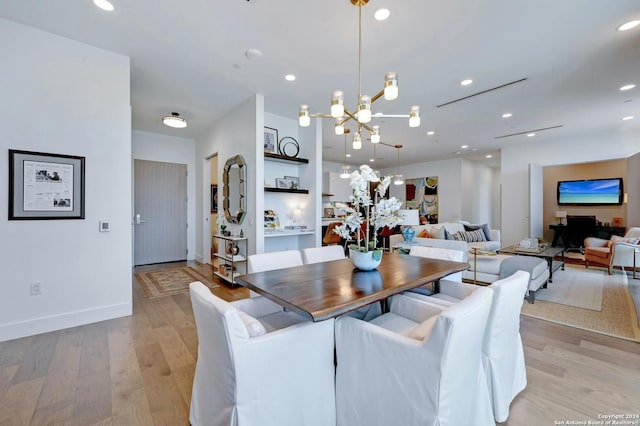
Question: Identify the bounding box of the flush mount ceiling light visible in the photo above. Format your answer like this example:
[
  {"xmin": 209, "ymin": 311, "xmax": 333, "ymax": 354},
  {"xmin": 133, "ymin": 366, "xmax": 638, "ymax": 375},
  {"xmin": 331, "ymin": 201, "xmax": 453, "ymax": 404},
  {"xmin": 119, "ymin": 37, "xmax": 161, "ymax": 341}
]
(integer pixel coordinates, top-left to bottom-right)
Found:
[
  {"xmin": 162, "ymin": 112, "xmax": 188, "ymax": 129},
  {"xmin": 617, "ymin": 20, "xmax": 640, "ymax": 31},
  {"xmin": 285, "ymin": 74, "xmax": 296, "ymax": 81},
  {"xmin": 93, "ymin": 0, "xmax": 114, "ymax": 11},
  {"xmin": 620, "ymin": 84, "xmax": 636, "ymax": 91},
  {"xmin": 298, "ymin": 0, "xmax": 420, "ymax": 150}
]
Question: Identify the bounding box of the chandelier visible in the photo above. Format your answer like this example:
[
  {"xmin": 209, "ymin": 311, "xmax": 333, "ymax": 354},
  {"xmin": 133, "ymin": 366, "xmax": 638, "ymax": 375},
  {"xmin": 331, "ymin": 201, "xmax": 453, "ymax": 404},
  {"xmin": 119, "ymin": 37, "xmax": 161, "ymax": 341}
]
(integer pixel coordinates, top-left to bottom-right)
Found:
[{"xmin": 298, "ymin": 0, "xmax": 420, "ymax": 150}]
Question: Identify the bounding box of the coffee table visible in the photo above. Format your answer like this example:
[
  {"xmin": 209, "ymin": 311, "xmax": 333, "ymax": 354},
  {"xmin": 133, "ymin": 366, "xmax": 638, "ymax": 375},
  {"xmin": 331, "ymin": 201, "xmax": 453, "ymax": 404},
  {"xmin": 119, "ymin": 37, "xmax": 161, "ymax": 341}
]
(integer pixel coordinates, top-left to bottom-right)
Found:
[{"xmin": 497, "ymin": 244, "xmax": 565, "ymax": 283}]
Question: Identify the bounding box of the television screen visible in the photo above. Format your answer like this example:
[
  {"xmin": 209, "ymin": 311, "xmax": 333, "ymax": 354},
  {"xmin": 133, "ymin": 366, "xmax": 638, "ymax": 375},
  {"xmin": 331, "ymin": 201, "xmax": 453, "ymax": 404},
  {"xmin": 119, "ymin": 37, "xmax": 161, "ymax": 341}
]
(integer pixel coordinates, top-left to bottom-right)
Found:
[{"xmin": 557, "ymin": 178, "xmax": 623, "ymax": 206}]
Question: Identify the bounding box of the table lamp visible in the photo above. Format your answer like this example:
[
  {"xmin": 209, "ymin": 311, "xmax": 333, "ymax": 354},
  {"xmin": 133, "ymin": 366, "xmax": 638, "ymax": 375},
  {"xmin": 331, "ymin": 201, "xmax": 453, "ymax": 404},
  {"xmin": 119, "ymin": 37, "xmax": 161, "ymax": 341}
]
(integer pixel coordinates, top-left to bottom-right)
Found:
[
  {"xmin": 398, "ymin": 209, "xmax": 420, "ymax": 243},
  {"xmin": 555, "ymin": 211, "xmax": 567, "ymax": 225}
]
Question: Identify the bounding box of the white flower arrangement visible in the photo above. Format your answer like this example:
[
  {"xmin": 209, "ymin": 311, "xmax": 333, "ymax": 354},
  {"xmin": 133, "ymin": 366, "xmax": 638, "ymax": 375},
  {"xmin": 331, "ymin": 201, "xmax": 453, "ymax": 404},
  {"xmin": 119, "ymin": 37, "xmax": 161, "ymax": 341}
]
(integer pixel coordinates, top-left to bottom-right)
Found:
[{"xmin": 334, "ymin": 165, "xmax": 403, "ymax": 252}]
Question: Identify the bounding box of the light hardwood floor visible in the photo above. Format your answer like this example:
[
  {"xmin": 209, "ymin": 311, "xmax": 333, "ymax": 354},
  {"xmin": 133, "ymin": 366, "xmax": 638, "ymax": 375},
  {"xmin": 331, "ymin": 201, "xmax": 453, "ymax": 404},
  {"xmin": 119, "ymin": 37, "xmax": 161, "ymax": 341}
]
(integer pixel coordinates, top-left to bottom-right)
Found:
[{"xmin": 1, "ymin": 260, "xmax": 638, "ymax": 425}]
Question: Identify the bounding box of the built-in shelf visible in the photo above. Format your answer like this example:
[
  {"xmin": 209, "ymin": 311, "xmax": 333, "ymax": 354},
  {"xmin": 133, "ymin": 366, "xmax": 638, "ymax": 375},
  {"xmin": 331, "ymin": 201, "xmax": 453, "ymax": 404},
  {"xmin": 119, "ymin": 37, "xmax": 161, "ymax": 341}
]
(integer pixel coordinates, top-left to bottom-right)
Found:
[
  {"xmin": 264, "ymin": 230, "xmax": 315, "ymax": 238},
  {"xmin": 264, "ymin": 153, "xmax": 309, "ymax": 164},
  {"xmin": 265, "ymin": 187, "xmax": 309, "ymax": 194}
]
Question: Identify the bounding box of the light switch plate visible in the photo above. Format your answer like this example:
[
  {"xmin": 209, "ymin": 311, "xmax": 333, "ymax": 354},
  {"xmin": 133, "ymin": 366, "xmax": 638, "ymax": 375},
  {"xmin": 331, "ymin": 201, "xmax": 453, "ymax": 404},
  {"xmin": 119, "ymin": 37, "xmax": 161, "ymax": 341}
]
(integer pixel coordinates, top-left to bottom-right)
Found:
[{"xmin": 99, "ymin": 220, "xmax": 110, "ymax": 232}]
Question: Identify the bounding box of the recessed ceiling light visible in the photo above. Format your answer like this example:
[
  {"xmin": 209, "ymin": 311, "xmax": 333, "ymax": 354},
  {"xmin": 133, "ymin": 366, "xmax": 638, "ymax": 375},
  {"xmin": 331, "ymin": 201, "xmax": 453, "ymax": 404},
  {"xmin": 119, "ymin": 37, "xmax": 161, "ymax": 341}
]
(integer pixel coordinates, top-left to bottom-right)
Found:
[
  {"xmin": 527, "ymin": 133, "xmax": 536, "ymax": 137},
  {"xmin": 461, "ymin": 145, "xmax": 469, "ymax": 149},
  {"xmin": 622, "ymin": 116, "xmax": 634, "ymax": 120},
  {"xmin": 284, "ymin": 74, "xmax": 296, "ymax": 81},
  {"xmin": 162, "ymin": 112, "xmax": 187, "ymax": 129},
  {"xmin": 617, "ymin": 20, "xmax": 640, "ymax": 31},
  {"xmin": 455, "ymin": 151, "xmax": 461, "ymax": 155},
  {"xmin": 427, "ymin": 131, "xmax": 435, "ymax": 136},
  {"xmin": 93, "ymin": 0, "xmax": 114, "ymax": 11},
  {"xmin": 374, "ymin": 8, "xmax": 390, "ymax": 21},
  {"xmin": 460, "ymin": 79, "xmax": 473, "ymax": 86},
  {"xmin": 369, "ymin": 158, "xmax": 375, "ymax": 162},
  {"xmin": 620, "ymin": 84, "xmax": 636, "ymax": 91},
  {"xmin": 502, "ymin": 113, "xmax": 513, "ymax": 118},
  {"xmin": 346, "ymin": 154, "xmax": 351, "ymax": 158},
  {"xmin": 486, "ymin": 154, "xmax": 493, "ymax": 158}
]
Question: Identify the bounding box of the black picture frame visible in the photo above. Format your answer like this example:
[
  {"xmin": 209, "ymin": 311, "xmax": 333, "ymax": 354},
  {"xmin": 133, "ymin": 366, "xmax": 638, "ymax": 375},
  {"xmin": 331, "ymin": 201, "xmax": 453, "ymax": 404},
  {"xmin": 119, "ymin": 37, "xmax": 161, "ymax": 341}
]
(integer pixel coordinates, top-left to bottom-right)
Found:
[
  {"xmin": 211, "ymin": 184, "xmax": 218, "ymax": 213},
  {"xmin": 9, "ymin": 150, "xmax": 85, "ymax": 220},
  {"xmin": 264, "ymin": 127, "xmax": 278, "ymax": 154}
]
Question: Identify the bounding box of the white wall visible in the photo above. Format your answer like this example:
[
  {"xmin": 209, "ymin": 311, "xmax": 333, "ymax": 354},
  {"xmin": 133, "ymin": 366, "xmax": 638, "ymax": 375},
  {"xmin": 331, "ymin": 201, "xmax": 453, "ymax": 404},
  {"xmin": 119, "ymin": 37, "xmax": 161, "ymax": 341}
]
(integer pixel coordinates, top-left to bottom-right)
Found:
[
  {"xmin": 132, "ymin": 130, "xmax": 196, "ymax": 260},
  {"xmin": 385, "ymin": 158, "xmax": 465, "ymax": 222},
  {"xmin": 0, "ymin": 19, "xmax": 132, "ymax": 341},
  {"xmin": 461, "ymin": 159, "xmax": 496, "ymax": 227},
  {"xmin": 501, "ymin": 129, "xmax": 640, "ymax": 246},
  {"xmin": 196, "ymin": 96, "xmax": 261, "ymax": 259}
]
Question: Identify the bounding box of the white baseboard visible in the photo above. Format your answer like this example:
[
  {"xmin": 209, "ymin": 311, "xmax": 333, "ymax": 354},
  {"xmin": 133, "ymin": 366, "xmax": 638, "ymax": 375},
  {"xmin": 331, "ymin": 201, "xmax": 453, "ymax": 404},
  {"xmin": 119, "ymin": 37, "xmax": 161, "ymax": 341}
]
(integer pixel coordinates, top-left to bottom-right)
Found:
[{"xmin": 0, "ymin": 302, "xmax": 132, "ymax": 342}]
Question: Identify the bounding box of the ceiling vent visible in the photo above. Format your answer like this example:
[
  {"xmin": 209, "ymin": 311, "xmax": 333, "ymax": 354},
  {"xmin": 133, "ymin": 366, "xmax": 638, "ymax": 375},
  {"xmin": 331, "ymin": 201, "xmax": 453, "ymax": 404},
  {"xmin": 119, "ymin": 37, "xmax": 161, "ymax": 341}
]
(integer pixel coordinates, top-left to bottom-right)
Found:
[
  {"xmin": 436, "ymin": 78, "xmax": 528, "ymax": 108},
  {"xmin": 494, "ymin": 125, "xmax": 563, "ymax": 139}
]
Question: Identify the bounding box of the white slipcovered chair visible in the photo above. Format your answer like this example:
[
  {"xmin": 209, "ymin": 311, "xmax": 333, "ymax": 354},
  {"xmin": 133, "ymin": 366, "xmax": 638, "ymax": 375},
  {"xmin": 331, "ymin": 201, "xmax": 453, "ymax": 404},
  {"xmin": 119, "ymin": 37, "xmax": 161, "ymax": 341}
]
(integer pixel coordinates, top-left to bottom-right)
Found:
[
  {"xmin": 405, "ymin": 271, "xmax": 530, "ymax": 422},
  {"xmin": 408, "ymin": 245, "xmax": 465, "ymax": 296},
  {"xmin": 189, "ymin": 281, "xmax": 336, "ymax": 426},
  {"xmin": 302, "ymin": 245, "xmax": 346, "ymax": 264},
  {"xmin": 335, "ymin": 288, "xmax": 495, "ymax": 426},
  {"xmin": 247, "ymin": 249, "xmax": 303, "ymax": 273},
  {"xmin": 246, "ymin": 250, "xmax": 303, "ymax": 297}
]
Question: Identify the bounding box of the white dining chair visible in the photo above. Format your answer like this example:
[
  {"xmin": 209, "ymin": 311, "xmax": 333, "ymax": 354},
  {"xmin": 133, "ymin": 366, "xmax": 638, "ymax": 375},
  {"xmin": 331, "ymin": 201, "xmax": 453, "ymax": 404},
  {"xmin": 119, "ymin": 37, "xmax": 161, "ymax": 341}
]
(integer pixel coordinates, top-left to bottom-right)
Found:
[
  {"xmin": 302, "ymin": 245, "xmax": 346, "ymax": 264},
  {"xmin": 405, "ymin": 270, "xmax": 530, "ymax": 422},
  {"xmin": 247, "ymin": 250, "xmax": 303, "ymax": 273},
  {"xmin": 335, "ymin": 288, "xmax": 495, "ymax": 426},
  {"xmin": 189, "ymin": 281, "xmax": 336, "ymax": 426},
  {"xmin": 408, "ymin": 245, "xmax": 465, "ymax": 296},
  {"xmin": 246, "ymin": 250, "xmax": 304, "ymax": 297}
]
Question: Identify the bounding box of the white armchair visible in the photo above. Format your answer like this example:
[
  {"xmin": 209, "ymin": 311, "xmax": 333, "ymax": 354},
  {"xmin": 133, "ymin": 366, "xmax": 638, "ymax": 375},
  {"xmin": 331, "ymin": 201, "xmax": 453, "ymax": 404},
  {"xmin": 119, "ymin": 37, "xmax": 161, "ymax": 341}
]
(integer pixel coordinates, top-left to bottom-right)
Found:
[
  {"xmin": 611, "ymin": 227, "xmax": 640, "ymax": 277},
  {"xmin": 189, "ymin": 282, "xmax": 336, "ymax": 426},
  {"xmin": 405, "ymin": 271, "xmax": 530, "ymax": 422},
  {"xmin": 335, "ymin": 288, "xmax": 494, "ymax": 426}
]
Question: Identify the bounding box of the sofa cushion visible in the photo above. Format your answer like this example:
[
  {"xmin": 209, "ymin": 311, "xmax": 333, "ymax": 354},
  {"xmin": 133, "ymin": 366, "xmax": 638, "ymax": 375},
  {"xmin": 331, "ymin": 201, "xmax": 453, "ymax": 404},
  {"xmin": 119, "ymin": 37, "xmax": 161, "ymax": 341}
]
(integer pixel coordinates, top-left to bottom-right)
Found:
[
  {"xmin": 464, "ymin": 223, "xmax": 492, "ymax": 241},
  {"xmin": 430, "ymin": 226, "xmax": 446, "ymax": 239},
  {"xmin": 452, "ymin": 229, "xmax": 487, "ymax": 243},
  {"xmin": 469, "ymin": 241, "xmax": 501, "ymax": 251},
  {"xmin": 417, "ymin": 229, "xmax": 429, "ymax": 238},
  {"xmin": 611, "ymin": 235, "xmax": 640, "ymax": 245}
]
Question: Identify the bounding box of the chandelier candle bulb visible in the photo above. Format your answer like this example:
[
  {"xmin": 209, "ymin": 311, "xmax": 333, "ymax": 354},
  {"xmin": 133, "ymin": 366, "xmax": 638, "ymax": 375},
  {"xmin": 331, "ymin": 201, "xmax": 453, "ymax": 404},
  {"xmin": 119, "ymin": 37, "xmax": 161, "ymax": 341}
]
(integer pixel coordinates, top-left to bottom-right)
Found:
[
  {"xmin": 331, "ymin": 91, "xmax": 345, "ymax": 118},
  {"xmin": 357, "ymin": 95, "xmax": 372, "ymax": 123},
  {"xmin": 299, "ymin": 105, "xmax": 311, "ymax": 127},
  {"xmin": 353, "ymin": 133, "xmax": 362, "ymax": 150},
  {"xmin": 335, "ymin": 119, "xmax": 345, "ymax": 135},
  {"xmin": 409, "ymin": 105, "xmax": 421, "ymax": 127},
  {"xmin": 371, "ymin": 125, "xmax": 380, "ymax": 143},
  {"xmin": 384, "ymin": 72, "xmax": 398, "ymax": 100}
]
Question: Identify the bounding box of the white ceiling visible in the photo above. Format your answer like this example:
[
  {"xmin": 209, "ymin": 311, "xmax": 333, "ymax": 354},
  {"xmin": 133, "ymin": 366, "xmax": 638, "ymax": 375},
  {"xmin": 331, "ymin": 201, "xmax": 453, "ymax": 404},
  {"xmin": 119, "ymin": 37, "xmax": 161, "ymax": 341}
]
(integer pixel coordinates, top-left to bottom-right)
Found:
[{"xmin": 2, "ymin": 0, "xmax": 638, "ymax": 169}]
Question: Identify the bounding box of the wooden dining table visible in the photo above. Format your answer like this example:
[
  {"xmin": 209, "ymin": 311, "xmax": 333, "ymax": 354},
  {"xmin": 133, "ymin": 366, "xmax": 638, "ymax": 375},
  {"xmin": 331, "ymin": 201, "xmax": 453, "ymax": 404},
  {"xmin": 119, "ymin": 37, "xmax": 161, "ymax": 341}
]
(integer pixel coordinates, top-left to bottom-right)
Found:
[{"xmin": 234, "ymin": 252, "xmax": 469, "ymax": 322}]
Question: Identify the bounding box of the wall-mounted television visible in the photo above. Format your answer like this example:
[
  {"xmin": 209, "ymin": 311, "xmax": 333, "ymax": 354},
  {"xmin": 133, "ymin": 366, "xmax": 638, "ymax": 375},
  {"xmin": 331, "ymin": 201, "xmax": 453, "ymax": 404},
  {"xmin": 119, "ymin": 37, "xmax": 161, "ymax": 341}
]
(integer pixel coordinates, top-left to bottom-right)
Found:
[{"xmin": 557, "ymin": 178, "xmax": 623, "ymax": 206}]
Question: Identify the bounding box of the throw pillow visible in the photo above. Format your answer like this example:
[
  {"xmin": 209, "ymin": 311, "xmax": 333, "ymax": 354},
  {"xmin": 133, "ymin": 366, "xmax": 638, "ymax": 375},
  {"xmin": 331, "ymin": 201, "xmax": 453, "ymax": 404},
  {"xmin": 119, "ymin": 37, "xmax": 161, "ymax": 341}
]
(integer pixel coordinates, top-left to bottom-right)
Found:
[
  {"xmin": 611, "ymin": 235, "xmax": 640, "ymax": 245},
  {"xmin": 237, "ymin": 310, "xmax": 267, "ymax": 337},
  {"xmin": 417, "ymin": 229, "xmax": 429, "ymax": 238},
  {"xmin": 464, "ymin": 223, "xmax": 492, "ymax": 241},
  {"xmin": 452, "ymin": 229, "xmax": 487, "ymax": 243},
  {"xmin": 430, "ymin": 226, "xmax": 446, "ymax": 239}
]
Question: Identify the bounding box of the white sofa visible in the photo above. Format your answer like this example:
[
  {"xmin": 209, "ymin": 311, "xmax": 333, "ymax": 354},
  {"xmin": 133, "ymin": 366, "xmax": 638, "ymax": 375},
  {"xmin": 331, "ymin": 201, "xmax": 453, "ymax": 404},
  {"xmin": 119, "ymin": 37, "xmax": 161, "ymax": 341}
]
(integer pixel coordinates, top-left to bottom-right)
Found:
[{"xmin": 390, "ymin": 222, "xmax": 501, "ymax": 261}]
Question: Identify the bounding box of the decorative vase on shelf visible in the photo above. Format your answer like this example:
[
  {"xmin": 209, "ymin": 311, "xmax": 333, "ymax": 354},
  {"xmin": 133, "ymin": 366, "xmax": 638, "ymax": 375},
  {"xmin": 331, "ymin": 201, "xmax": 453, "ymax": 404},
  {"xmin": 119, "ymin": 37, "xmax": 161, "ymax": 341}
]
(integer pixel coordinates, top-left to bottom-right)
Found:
[{"xmin": 349, "ymin": 248, "xmax": 383, "ymax": 271}]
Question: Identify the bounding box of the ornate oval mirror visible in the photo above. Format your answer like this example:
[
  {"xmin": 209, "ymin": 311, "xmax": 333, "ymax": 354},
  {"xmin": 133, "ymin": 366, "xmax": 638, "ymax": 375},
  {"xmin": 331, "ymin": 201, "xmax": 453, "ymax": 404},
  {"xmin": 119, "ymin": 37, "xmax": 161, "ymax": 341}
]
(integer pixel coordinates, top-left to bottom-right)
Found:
[{"xmin": 222, "ymin": 155, "xmax": 247, "ymax": 224}]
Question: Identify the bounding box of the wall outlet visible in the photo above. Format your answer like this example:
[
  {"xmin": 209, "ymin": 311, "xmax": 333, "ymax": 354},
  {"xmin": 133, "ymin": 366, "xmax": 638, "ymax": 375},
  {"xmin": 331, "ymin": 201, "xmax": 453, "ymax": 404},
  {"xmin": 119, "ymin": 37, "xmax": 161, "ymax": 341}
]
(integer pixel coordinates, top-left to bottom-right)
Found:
[{"xmin": 30, "ymin": 282, "xmax": 42, "ymax": 296}]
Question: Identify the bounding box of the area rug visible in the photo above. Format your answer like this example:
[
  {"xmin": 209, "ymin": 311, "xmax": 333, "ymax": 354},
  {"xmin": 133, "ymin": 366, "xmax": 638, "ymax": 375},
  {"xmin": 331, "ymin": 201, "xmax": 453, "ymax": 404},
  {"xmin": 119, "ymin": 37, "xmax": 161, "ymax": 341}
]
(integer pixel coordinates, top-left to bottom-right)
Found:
[
  {"xmin": 535, "ymin": 265, "xmax": 603, "ymax": 310},
  {"xmin": 135, "ymin": 266, "xmax": 219, "ymax": 298},
  {"xmin": 521, "ymin": 265, "xmax": 640, "ymax": 342}
]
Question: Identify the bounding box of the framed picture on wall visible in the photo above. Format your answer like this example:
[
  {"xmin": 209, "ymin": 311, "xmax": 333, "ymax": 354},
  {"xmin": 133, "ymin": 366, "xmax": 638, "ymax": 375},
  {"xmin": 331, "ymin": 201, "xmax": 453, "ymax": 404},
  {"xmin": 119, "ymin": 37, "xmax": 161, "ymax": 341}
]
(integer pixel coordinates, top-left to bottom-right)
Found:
[
  {"xmin": 264, "ymin": 127, "xmax": 278, "ymax": 154},
  {"xmin": 211, "ymin": 184, "xmax": 218, "ymax": 213},
  {"xmin": 8, "ymin": 149, "xmax": 85, "ymax": 220}
]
